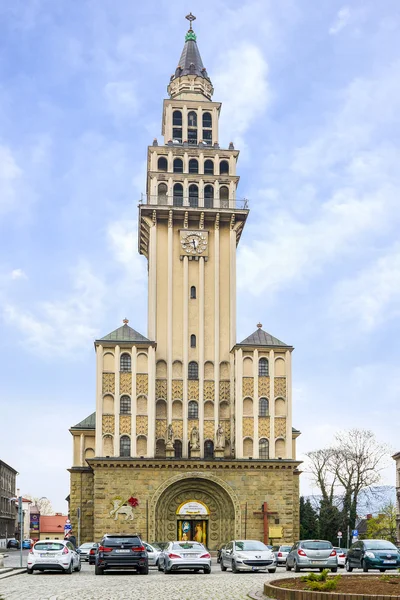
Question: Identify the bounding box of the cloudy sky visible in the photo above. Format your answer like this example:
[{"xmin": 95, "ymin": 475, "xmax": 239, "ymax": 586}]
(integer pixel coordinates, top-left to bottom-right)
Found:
[{"xmin": 1, "ymin": 0, "xmax": 399, "ymax": 513}]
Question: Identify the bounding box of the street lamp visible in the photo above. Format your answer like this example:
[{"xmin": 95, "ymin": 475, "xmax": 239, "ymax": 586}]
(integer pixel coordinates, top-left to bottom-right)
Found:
[{"xmin": 9, "ymin": 496, "xmax": 23, "ymax": 568}]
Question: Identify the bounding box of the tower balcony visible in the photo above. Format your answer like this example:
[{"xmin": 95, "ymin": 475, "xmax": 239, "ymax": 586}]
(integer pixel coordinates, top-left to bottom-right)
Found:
[{"xmin": 139, "ymin": 193, "xmax": 249, "ymax": 211}]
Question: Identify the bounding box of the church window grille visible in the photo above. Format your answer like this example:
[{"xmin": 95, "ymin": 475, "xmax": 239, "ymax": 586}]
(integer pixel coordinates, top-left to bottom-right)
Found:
[
  {"xmin": 189, "ymin": 184, "xmax": 198, "ymax": 208},
  {"xmin": 259, "ymin": 438, "xmax": 269, "ymax": 459},
  {"xmin": 120, "ymin": 395, "xmax": 131, "ymax": 414},
  {"xmin": 188, "ymin": 400, "xmax": 198, "ymax": 419},
  {"xmin": 259, "ymin": 358, "xmax": 269, "ymax": 377},
  {"xmin": 188, "ymin": 361, "xmax": 198, "ymax": 379},
  {"xmin": 173, "ymin": 158, "xmax": 183, "ymax": 173},
  {"xmin": 219, "ymin": 185, "xmax": 229, "ymax": 208},
  {"xmin": 259, "ymin": 397, "xmax": 269, "ymax": 417},
  {"xmin": 204, "ymin": 185, "xmax": 214, "ymax": 208},
  {"xmin": 204, "ymin": 159, "xmax": 214, "ymax": 175},
  {"xmin": 204, "ymin": 440, "xmax": 214, "ymax": 459},
  {"xmin": 120, "ymin": 353, "xmax": 131, "ymax": 372},
  {"xmin": 220, "ymin": 160, "xmax": 229, "ymax": 175},
  {"xmin": 202, "ymin": 112, "xmax": 212, "ymax": 128},
  {"xmin": 173, "ymin": 183, "xmax": 183, "ymax": 207},
  {"xmin": 174, "ymin": 440, "xmax": 182, "ymax": 458},
  {"xmin": 190, "ymin": 334, "xmax": 196, "ymax": 348},
  {"xmin": 120, "ymin": 435, "xmax": 131, "ymax": 457},
  {"xmin": 173, "ymin": 110, "xmax": 182, "ymax": 126},
  {"xmin": 189, "ymin": 158, "xmax": 199, "ymax": 174},
  {"xmin": 158, "ymin": 156, "xmax": 167, "ymax": 172},
  {"xmin": 190, "ymin": 286, "xmax": 196, "ymax": 299}
]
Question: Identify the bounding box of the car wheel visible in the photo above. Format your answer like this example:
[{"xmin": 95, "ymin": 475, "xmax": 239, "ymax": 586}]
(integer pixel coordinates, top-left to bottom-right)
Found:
[
  {"xmin": 65, "ymin": 561, "xmax": 73, "ymax": 574},
  {"xmin": 231, "ymin": 560, "xmax": 238, "ymax": 573},
  {"xmin": 74, "ymin": 561, "xmax": 81, "ymax": 572},
  {"xmin": 345, "ymin": 560, "xmax": 353, "ymax": 572},
  {"xmin": 268, "ymin": 568, "xmax": 276, "ymax": 574},
  {"xmin": 27, "ymin": 568, "xmax": 33, "ymax": 575},
  {"xmin": 164, "ymin": 564, "xmax": 171, "ymax": 574},
  {"xmin": 331, "ymin": 567, "xmax": 338, "ymax": 573},
  {"xmin": 204, "ymin": 567, "xmax": 211, "ymax": 574},
  {"xmin": 379, "ymin": 569, "xmax": 386, "ymax": 572},
  {"xmin": 286, "ymin": 562, "xmax": 292, "ymax": 571},
  {"xmin": 140, "ymin": 565, "xmax": 149, "ymax": 575},
  {"xmin": 220, "ymin": 560, "xmax": 227, "ymax": 572},
  {"xmin": 294, "ymin": 561, "xmax": 301, "ymax": 573},
  {"xmin": 362, "ymin": 560, "xmax": 368, "ymax": 573},
  {"xmin": 158, "ymin": 561, "xmax": 163, "ymax": 572},
  {"xmin": 95, "ymin": 565, "xmax": 104, "ymax": 575}
]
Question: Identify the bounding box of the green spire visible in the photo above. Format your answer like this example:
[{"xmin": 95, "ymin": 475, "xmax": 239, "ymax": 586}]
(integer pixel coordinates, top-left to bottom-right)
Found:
[{"xmin": 185, "ymin": 29, "xmax": 197, "ymax": 42}]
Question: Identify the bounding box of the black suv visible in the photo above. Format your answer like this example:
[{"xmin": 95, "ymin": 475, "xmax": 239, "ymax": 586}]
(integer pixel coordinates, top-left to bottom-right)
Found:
[{"xmin": 95, "ymin": 534, "xmax": 148, "ymax": 575}]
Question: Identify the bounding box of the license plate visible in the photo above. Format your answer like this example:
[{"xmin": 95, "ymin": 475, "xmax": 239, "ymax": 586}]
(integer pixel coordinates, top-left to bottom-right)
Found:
[
  {"xmin": 311, "ymin": 560, "xmax": 324, "ymax": 564},
  {"xmin": 252, "ymin": 567, "xmax": 259, "ymax": 571},
  {"xmin": 183, "ymin": 554, "xmax": 198, "ymax": 558},
  {"xmin": 40, "ymin": 553, "xmax": 55, "ymax": 557},
  {"xmin": 383, "ymin": 560, "xmax": 396, "ymax": 564},
  {"xmin": 116, "ymin": 549, "xmax": 130, "ymax": 553}
]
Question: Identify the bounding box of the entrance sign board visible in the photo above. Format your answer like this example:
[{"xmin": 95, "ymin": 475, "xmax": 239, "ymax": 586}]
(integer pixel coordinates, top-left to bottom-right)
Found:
[{"xmin": 176, "ymin": 500, "xmax": 209, "ymax": 515}]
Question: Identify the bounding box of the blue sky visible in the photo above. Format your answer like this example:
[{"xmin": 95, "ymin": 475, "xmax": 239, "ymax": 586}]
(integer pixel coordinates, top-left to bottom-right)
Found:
[{"xmin": 1, "ymin": 0, "xmax": 399, "ymax": 513}]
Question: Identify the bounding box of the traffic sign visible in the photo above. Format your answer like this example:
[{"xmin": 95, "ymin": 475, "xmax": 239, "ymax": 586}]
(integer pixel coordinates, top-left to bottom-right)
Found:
[
  {"xmin": 64, "ymin": 524, "xmax": 72, "ymax": 531},
  {"xmin": 337, "ymin": 531, "xmax": 342, "ymax": 537},
  {"xmin": 352, "ymin": 529, "xmax": 358, "ymax": 536}
]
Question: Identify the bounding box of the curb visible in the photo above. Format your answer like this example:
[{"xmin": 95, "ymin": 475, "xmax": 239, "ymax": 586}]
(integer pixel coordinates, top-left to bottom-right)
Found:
[{"xmin": 0, "ymin": 568, "xmax": 26, "ymax": 580}]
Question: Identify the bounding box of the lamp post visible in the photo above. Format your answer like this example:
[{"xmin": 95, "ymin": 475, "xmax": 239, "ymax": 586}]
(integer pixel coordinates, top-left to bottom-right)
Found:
[{"xmin": 10, "ymin": 496, "xmax": 23, "ymax": 568}]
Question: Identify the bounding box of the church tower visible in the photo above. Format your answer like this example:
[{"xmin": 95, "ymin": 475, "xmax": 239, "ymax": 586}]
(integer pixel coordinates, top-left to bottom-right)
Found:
[{"xmin": 69, "ymin": 15, "xmax": 301, "ymax": 549}]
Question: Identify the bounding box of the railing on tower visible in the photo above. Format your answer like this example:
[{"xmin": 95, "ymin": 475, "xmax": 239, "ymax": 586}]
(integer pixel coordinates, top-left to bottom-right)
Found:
[{"xmin": 139, "ymin": 194, "xmax": 249, "ymax": 210}]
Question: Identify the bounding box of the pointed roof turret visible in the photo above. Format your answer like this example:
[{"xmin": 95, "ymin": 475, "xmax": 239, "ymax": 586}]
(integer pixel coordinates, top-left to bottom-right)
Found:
[
  {"xmin": 168, "ymin": 14, "xmax": 214, "ymax": 100},
  {"xmin": 236, "ymin": 326, "xmax": 292, "ymax": 349}
]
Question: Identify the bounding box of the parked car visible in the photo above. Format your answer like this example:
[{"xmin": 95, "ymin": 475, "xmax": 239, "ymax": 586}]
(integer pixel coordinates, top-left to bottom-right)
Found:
[
  {"xmin": 6, "ymin": 538, "xmax": 20, "ymax": 549},
  {"xmin": 333, "ymin": 547, "xmax": 348, "ymax": 568},
  {"xmin": 27, "ymin": 539, "xmax": 81, "ymax": 574},
  {"xmin": 158, "ymin": 541, "xmax": 211, "ymax": 574},
  {"xmin": 22, "ymin": 539, "xmax": 34, "ymax": 549},
  {"xmin": 346, "ymin": 539, "xmax": 400, "ymax": 572},
  {"xmin": 78, "ymin": 542, "xmax": 97, "ymax": 562},
  {"xmin": 286, "ymin": 540, "xmax": 338, "ymax": 572},
  {"xmin": 143, "ymin": 542, "xmax": 161, "ymax": 566},
  {"xmin": 220, "ymin": 540, "xmax": 276, "ymax": 573},
  {"xmin": 95, "ymin": 534, "xmax": 148, "ymax": 575},
  {"xmin": 88, "ymin": 543, "xmax": 99, "ymax": 565},
  {"xmin": 273, "ymin": 544, "xmax": 293, "ymax": 565}
]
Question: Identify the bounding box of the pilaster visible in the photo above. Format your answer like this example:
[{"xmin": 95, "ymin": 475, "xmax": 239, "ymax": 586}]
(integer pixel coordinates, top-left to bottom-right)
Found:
[
  {"xmin": 95, "ymin": 344, "xmax": 103, "ymax": 456},
  {"xmin": 131, "ymin": 348, "xmax": 137, "ymax": 457},
  {"xmin": 269, "ymin": 349, "xmax": 275, "ymax": 458},
  {"xmin": 148, "ymin": 345, "xmax": 156, "ymax": 457},
  {"xmin": 286, "ymin": 350, "xmax": 293, "ymax": 459},
  {"xmin": 182, "ymin": 256, "xmax": 189, "ymax": 457},
  {"xmin": 254, "ymin": 349, "xmax": 259, "ymax": 458},
  {"xmin": 167, "ymin": 213, "xmax": 173, "ymax": 423},
  {"xmin": 114, "ymin": 345, "xmax": 121, "ymax": 457},
  {"xmin": 214, "ymin": 220, "xmax": 220, "ymax": 427},
  {"xmin": 199, "ymin": 256, "xmax": 205, "ymax": 454},
  {"xmin": 235, "ymin": 348, "xmax": 243, "ymax": 458}
]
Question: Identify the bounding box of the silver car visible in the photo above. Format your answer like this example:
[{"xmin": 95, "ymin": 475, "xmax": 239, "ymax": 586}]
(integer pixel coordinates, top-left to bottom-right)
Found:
[
  {"xmin": 158, "ymin": 541, "xmax": 211, "ymax": 574},
  {"xmin": 273, "ymin": 544, "xmax": 293, "ymax": 565},
  {"xmin": 78, "ymin": 542, "xmax": 96, "ymax": 562},
  {"xmin": 143, "ymin": 542, "xmax": 161, "ymax": 567},
  {"xmin": 220, "ymin": 540, "xmax": 276, "ymax": 573},
  {"xmin": 286, "ymin": 540, "xmax": 338, "ymax": 572}
]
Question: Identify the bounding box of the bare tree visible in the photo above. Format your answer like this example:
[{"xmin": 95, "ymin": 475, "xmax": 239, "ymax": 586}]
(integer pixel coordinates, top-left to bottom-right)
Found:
[
  {"xmin": 25, "ymin": 496, "xmax": 55, "ymax": 516},
  {"xmin": 305, "ymin": 448, "xmax": 337, "ymax": 505}
]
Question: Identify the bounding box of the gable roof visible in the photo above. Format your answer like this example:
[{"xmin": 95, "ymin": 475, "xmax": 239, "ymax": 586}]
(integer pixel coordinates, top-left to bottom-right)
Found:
[
  {"xmin": 70, "ymin": 412, "xmax": 95, "ymax": 431},
  {"xmin": 236, "ymin": 328, "xmax": 291, "ymax": 348},
  {"xmin": 40, "ymin": 515, "xmax": 67, "ymax": 533},
  {"xmin": 97, "ymin": 323, "xmax": 153, "ymax": 345}
]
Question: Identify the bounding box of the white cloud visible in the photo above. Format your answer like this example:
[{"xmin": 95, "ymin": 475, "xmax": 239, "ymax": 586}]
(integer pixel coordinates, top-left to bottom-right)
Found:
[
  {"xmin": 329, "ymin": 7, "xmax": 351, "ymax": 35},
  {"xmin": 0, "ymin": 145, "xmax": 23, "ymax": 215},
  {"xmin": 107, "ymin": 219, "xmax": 147, "ymax": 285},
  {"xmin": 10, "ymin": 268, "xmax": 27, "ymax": 280},
  {"xmin": 103, "ymin": 80, "xmax": 139, "ymax": 118},
  {"xmin": 331, "ymin": 245, "xmax": 400, "ymax": 331}
]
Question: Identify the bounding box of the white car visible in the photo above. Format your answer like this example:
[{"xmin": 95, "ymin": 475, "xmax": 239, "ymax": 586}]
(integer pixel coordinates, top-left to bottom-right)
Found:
[
  {"xmin": 221, "ymin": 539, "xmax": 276, "ymax": 573},
  {"xmin": 78, "ymin": 542, "xmax": 96, "ymax": 561},
  {"xmin": 333, "ymin": 547, "xmax": 348, "ymax": 568},
  {"xmin": 27, "ymin": 539, "xmax": 81, "ymax": 574},
  {"xmin": 143, "ymin": 542, "xmax": 161, "ymax": 567}
]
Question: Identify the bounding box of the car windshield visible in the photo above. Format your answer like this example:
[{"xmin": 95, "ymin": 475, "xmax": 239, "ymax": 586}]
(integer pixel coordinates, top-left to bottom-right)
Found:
[
  {"xmin": 80, "ymin": 543, "xmax": 94, "ymax": 548},
  {"xmin": 302, "ymin": 542, "xmax": 332, "ymax": 550},
  {"xmin": 235, "ymin": 541, "xmax": 267, "ymax": 551},
  {"xmin": 281, "ymin": 546, "xmax": 293, "ymax": 552},
  {"xmin": 363, "ymin": 540, "xmax": 397, "ymax": 551},
  {"xmin": 104, "ymin": 537, "xmax": 141, "ymax": 546},
  {"xmin": 172, "ymin": 543, "xmax": 204, "ymax": 551},
  {"xmin": 34, "ymin": 542, "xmax": 64, "ymax": 551}
]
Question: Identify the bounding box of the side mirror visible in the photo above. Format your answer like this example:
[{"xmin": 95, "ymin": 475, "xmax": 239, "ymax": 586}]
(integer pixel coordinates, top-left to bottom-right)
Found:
[{"xmin": 76, "ymin": 549, "xmax": 81, "ymax": 554}]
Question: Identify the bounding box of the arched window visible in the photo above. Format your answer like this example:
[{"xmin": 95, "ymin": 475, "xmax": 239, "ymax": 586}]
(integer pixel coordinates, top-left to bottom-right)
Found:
[
  {"xmin": 259, "ymin": 438, "xmax": 269, "ymax": 459},
  {"xmin": 188, "ymin": 111, "xmax": 197, "ymax": 145},
  {"xmin": 204, "ymin": 185, "xmax": 214, "ymax": 209},
  {"xmin": 219, "ymin": 185, "xmax": 229, "ymax": 208},
  {"xmin": 174, "ymin": 439, "xmax": 182, "ymax": 458},
  {"xmin": 204, "ymin": 440, "xmax": 214, "ymax": 459},
  {"xmin": 157, "ymin": 156, "xmax": 167, "ymax": 172},
  {"xmin": 119, "ymin": 435, "xmax": 131, "ymax": 457},
  {"xmin": 220, "ymin": 160, "xmax": 229, "ymax": 175},
  {"xmin": 189, "ymin": 184, "xmax": 198, "ymax": 208},
  {"xmin": 202, "ymin": 112, "xmax": 212, "ymax": 128},
  {"xmin": 259, "ymin": 358, "xmax": 269, "ymax": 377},
  {"xmin": 188, "ymin": 400, "xmax": 198, "ymax": 419},
  {"xmin": 190, "ymin": 334, "xmax": 196, "ymax": 348},
  {"xmin": 189, "ymin": 158, "xmax": 199, "ymax": 174},
  {"xmin": 204, "ymin": 159, "xmax": 214, "ymax": 175},
  {"xmin": 188, "ymin": 361, "xmax": 198, "ymax": 379},
  {"xmin": 259, "ymin": 398, "xmax": 269, "ymax": 417},
  {"xmin": 120, "ymin": 353, "xmax": 131, "ymax": 372},
  {"xmin": 120, "ymin": 395, "xmax": 131, "ymax": 414},
  {"xmin": 158, "ymin": 183, "xmax": 168, "ymax": 204},
  {"xmin": 188, "ymin": 111, "xmax": 197, "ymax": 127},
  {"xmin": 173, "ymin": 183, "xmax": 183, "ymax": 207},
  {"xmin": 173, "ymin": 158, "xmax": 183, "ymax": 173},
  {"xmin": 190, "ymin": 286, "xmax": 196, "ymax": 299},
  {"xmin": 173, "ymin": 110, "xmax": 182, "ymax": 126}
]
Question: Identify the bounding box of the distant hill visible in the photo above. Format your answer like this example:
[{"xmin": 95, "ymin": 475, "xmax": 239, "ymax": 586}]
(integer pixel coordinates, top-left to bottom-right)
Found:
[{"xmin": 304, "ymin": 486, "xmax": 395, "ymax": 516}]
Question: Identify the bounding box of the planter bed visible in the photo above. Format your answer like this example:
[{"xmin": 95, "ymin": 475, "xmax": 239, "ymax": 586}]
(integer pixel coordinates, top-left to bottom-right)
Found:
[{"xmin": 265, "ymin": 574, "xmax": 400, "ymax": 600}]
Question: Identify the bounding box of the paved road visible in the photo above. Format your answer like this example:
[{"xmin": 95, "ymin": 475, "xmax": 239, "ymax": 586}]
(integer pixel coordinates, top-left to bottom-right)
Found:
[{"xmin": 0, "ymin": 561, "xmax": 300, "ymax": 600}]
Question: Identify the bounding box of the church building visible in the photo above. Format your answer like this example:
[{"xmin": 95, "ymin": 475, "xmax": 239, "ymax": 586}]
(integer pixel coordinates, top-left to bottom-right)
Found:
[{"xmin": 69, "ymin": 15, "xmax": 301, "ymax": 549}]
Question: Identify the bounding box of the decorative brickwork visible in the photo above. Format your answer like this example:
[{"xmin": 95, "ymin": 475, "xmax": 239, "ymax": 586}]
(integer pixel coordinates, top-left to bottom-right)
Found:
[
  {"xmin": 102, "ymin": 415, "xmax": 115, "ymax": 434},
  {"xmin": 136, "ymin": 415, "xmax": 148, "ymax": 435},
  {"xmin": 102, "ymin": 373, "xmax": 115, "ymax": 394},
  {"xmin": 203, "ymin": 420, "xmax": 215, "ymax": 440},
  {"xmin": 274, "ymin": 378, "xmax": 286, "ymax": 398},
  {"xmin": 188, "ymin": 380, "xmax": 199, "ymax": 400},
  {"xmin": 221, "ymin": 419, "xmax": 231, "ymax": 441},
  {"xmin": 219, "ymin": 380, "xmax": 230, "ymax": 401},
  {"xmin": 136, "ymin": 374, "xmax": 148, "ymax": 396},
  {"xmin": 204, "ymin": 380, "xmax": 215, "ymax": 400},
  {"xmin": 119, "ymin": 372, "xmax": 132, "ymax": 395},
  {"xmin": 258, "ymin": 416, "xmax": 271, "ymax": 438},
  {"xmin": 172, "ymin": 379, "xmax": 183, "ymax": 399},
  {"xmin": 242, "ymin": 417, "xmax": 254, "ymax": 438},
  {"xmin": 156, "ymin": 418, "xmax": 167, "ymax": 439},
  {"xmin": 258, "ymin": 376, "xmax": 270, "ymax": 398},
  {"xmin": 275, "ymin": 417, "xmax": 286, "ymax": 438},
  {"xmin": 243, "ymin": 377, "xmax": 254, "ymax": 398},
  {"xmin": 156, "ymin": 379, "xmax": 167, "ymax": 399},
  {"xmin": 119, "ymin": 415, "xmax": 131, "ymax": 434},
  {"xmin": 172, "ymin": 419, "xmax": 183, "ymax": 439}
]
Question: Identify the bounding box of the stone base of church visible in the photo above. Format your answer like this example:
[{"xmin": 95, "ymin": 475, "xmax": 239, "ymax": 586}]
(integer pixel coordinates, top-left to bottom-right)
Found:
[{"xmin": 69, "ymin": 458, "xmax": 300, "ymax": 550}]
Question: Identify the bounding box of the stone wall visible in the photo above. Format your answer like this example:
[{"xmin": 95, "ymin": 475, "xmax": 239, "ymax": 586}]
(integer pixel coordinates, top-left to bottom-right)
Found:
[{"xmin": 69, "ymin": 467, "xmax": 94, "ymax": 543}]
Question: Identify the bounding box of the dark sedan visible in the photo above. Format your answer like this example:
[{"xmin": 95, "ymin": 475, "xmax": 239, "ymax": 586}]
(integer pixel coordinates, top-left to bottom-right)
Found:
[
  {"xmin": 6, "ymin": 539, "xmax": 20, "ymax": 549},
  {"xmin": 346, "ymin": 539, "xmax": 400, "ymax": 572},
  {"xmin": 88, "ymin": 543, "xmax": 99, "ymax": 565},
  {"xmin": 95, "ymin": 534, "xmax": 148, "ymax": 575}
]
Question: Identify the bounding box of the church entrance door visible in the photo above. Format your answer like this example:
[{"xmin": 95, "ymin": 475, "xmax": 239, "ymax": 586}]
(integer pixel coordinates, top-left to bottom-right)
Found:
[{"xmin": 177, "ymin": 519, "xmax": 208, "ymax": 545}]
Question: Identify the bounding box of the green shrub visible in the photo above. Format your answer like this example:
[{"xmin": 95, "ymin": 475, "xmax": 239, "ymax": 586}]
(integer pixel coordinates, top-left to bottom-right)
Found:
[
  {"xmin": 300, "ymin": 569, "xmax": 329, "ymax": 583},
  {"xmin": 300, "ymin": 571, "xmax": 341, "ymax": 591},
  {"xmin": 380, "ymin": 574, "xmax": 400, "ymax": 584}
]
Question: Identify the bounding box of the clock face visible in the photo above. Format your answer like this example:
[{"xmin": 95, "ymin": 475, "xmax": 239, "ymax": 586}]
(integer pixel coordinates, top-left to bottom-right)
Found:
[{"xmin": 180, "ymin": 230, "xmax": 208, "ymax": 255}]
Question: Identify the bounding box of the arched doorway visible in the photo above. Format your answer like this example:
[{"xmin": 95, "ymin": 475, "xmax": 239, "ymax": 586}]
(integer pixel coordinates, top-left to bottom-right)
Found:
[{"xmin": 150, "ymin": 473, "xmax": 240, "ymax": 550}]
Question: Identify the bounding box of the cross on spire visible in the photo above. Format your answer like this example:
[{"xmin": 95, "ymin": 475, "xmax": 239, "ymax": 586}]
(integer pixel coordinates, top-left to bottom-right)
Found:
[{"xmin": 185, "ymin": 12, "xmax": 196, "ymax": 30}]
